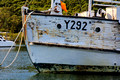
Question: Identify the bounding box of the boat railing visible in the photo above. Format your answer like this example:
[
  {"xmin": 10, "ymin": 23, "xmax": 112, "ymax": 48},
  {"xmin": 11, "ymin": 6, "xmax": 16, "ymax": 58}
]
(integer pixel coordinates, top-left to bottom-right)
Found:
[{"xmin": 88, "ymin": 0, "xmax": 120, "ymax": 23}]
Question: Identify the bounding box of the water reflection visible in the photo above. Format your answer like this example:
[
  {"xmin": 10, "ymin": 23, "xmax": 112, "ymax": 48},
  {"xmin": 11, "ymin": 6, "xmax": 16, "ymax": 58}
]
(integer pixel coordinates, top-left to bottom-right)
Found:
[
  {"xmin": 30, "ymin": 73, "xmax": 120, "ymax": 80},
  {"xmin": 1, "ymin": 46, "xmax": 120, "ymax": 80}
]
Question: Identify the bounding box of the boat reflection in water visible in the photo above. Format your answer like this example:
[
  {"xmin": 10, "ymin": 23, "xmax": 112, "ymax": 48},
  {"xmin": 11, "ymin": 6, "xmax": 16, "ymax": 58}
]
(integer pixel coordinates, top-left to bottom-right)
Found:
[{"xmin": 30, "ymin": 73, "xmax": 120, "ymax": 80}]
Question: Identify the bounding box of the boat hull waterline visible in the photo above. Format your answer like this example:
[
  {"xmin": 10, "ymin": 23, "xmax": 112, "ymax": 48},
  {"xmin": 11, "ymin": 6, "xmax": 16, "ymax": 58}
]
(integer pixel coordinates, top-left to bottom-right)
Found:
[{"xmin": 28, "ymin": 43, "xmax": 120, "ymax": 72}]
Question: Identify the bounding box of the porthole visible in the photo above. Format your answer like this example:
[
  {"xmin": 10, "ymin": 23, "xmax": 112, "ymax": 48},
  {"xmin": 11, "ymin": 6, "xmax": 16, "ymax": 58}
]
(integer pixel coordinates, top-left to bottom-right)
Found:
[
  {"xmin": 95, "ymin": 27, "xmax": 101, "ymax": 33},
  {"xmin": 57, "ymin": 24, "xmax": 62, "ymax": 29}
]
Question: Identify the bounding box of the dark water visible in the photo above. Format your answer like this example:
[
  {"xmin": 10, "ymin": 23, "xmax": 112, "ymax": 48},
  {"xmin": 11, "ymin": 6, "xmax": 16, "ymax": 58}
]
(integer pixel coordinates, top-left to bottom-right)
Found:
[{"xmin": 0, "ymin": 46, "xmax": 120, "ymax": 80}]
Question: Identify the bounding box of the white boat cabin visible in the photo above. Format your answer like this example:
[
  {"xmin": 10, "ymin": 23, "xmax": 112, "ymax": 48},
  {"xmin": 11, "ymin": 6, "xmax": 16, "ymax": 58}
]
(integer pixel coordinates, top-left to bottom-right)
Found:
[
  {"xmin": 0, "ymin": 36, "xmax": 6, "ymax": 42},
  {"xmin": 0, "ymin": 35, "xmax": 15, "ymax": 47}
]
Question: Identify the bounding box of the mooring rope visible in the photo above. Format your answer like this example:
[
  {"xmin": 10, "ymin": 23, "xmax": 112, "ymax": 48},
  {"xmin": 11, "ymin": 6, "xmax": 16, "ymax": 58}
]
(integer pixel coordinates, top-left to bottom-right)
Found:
[
  {"xmin": 0, "ymin": 28, "xmax": 23, "ymax": 66},
  {"xmin": 0, "ymin": 11, "xmax": 33, "ymax": 68},
  {"xmin": 2, "ymin": 32, "xmax": 23, "ymax": 69}
]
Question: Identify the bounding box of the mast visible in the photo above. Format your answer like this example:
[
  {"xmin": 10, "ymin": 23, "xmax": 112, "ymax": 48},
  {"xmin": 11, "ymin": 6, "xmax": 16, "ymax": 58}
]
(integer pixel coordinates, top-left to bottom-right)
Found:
[{"xmin": 88, "ymin": 0, "xmax": 92, "ymax": 17}]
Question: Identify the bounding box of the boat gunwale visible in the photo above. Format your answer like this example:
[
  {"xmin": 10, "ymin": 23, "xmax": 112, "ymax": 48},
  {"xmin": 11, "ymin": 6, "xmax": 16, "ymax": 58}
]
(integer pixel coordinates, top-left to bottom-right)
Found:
[{"xmin": 27, "ymin": 12, "xmax": 119, "ymax": 22}]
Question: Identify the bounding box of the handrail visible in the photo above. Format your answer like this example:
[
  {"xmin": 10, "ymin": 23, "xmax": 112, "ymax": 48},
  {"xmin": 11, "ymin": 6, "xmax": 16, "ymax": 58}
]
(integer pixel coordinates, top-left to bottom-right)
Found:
[
  {"xmin": 94, "ymin": 0, "xmax": 120, "ymax": 4},
  {"xmin": 93, "ymin": 4, "xmax": 118, "ymax": 7}
]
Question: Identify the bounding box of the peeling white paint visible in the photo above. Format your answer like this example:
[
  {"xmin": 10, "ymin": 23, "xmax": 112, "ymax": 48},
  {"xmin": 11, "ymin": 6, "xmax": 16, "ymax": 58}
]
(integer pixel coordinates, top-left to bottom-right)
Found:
[{"xmin": 27, "ymin": 15, "xmax": 120, "ymax": 51}]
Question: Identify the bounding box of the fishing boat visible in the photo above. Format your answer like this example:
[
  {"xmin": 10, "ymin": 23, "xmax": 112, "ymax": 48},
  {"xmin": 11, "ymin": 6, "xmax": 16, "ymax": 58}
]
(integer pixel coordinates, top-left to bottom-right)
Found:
[
  {"xmin": 22, "ymin": 0, "xmax": 120, "ymax": 72},
  {"xmin": 0, "ymin": 35, "xmax": 15, "ymax": 48}
]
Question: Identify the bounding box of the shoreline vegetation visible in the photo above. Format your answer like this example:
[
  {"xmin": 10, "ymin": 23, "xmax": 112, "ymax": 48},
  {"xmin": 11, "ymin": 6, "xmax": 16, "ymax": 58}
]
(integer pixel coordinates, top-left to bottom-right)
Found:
[{"xmin": 0, "ymin": 32, "xmax": 24, "ymax": 43}]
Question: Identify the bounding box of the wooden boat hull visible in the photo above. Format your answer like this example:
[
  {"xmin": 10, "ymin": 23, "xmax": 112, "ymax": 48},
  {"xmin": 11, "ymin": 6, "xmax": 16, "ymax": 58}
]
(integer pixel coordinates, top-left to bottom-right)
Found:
[
  {"xmin": 23, "ymin": 14, "xmax": 120, "ymax": 72},
  {"xmin": 25, "ymin": 14, "xmax": 120, "ymax": 51}
]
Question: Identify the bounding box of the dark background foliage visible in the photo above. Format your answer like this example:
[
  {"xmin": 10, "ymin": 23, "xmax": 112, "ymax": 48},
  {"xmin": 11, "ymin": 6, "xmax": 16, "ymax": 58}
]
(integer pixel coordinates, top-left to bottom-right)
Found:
[{"xmin": 0, "ymin": 0, "xmax": 89, "ymax": 33}]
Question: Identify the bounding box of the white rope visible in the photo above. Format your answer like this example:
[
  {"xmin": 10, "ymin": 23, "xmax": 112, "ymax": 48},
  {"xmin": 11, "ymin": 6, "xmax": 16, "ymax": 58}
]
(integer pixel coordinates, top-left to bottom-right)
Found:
[
  {"xmin": 0, "ymin": 28, "xmax": 22, "ymax": 66},
  {"xmin": 0, "ymin": 11, "xmax": 34, "ymax": 68},
  {"xmin": 2, "ymin": 32, "xmax": 23, "ymax": 69}
]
